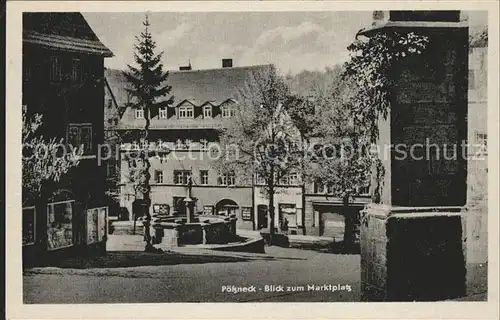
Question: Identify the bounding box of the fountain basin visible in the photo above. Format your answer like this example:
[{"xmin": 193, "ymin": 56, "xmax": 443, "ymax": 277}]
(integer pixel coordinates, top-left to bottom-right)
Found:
[{"xmin": 151, "ymin": 214, "xmax": 238, "ymax": 247}]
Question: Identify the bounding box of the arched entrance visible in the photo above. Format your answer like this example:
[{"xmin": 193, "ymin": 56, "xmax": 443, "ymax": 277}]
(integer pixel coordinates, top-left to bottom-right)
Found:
[
  {"xmin": 215, "ymin": 198, "xmax": 239, "ymax": 216},
  {"xmin": 49, "ymin": 189, "xmax": 76, "ymax": 203}
]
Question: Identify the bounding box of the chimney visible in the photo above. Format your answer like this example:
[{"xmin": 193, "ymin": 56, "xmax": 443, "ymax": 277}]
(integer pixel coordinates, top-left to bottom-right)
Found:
[
  {"xmin": 222, "ymin": 58, "xmax": 233, "ymax": 68},
  {"xmin": 179, "ymin": 59, "xmax": 192, "ymax": 71}
]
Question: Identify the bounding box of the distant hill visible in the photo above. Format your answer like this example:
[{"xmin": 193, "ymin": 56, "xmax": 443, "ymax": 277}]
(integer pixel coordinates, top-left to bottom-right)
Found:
[{"xmin": 285, "ymin": 64, "xmax": 343, "ymax": 97}]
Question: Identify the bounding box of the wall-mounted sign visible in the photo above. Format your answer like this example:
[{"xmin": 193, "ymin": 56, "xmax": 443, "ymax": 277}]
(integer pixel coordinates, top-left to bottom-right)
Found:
[
  {"xmin": 23, "ymin": 206, "xmax": 36, "ymax": 246},
  {"xmin": 98, "ymin": 207, "xmax": 108, "ymax": 241},
  {"xmin": 47, "ymin": 201, "xmax": 74, "ymax": 250},
  {"xmin": 86, "ymin": 208, "xmax": 99, "ymax": 244},
  {"xmin": 203, "ymin": 205, "xmax": 214, "ymax": 215},
  {"xmin": 241, "ymin": 207, "xmax": 252, "ymax": 221},
  {"xmin": 87, "ymin": 207, "xmax": 109, "ymax": 244},
  {"xmin": 154, "ymin": 204, "xmax": 170, "ymax": 215},
  {"xmin": 279, "ymin": 204, "xmax": 297, "ymax": 215}
]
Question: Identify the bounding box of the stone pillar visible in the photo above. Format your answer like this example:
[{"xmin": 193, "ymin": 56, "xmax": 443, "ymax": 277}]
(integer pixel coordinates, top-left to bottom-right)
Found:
[
  {"xmin": 162, "ymin": 223, "xmax": 180, "ymax": 247},
  {"xmin": 201, "ymin": 223, "xmax": 208, "ymax": 244},
  {"xmin": 184, "ymin": 197, "xmax": 195, "ymax": 223},
  {"xmin": 229, "ymin": 214, "xmax": 237, "ymax": 236},
  {"xmin": 360, "ymin": 11, "xmax": 468, "ymax": 301}
]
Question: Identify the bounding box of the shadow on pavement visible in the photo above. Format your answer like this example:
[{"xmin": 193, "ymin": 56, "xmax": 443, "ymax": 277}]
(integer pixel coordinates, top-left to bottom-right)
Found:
[
  {"xmin": 290, "ymin": 241, "xmax": 360, "ymax": 255},
  {"xmin": 23, "ymin": 250, "xmax": 307, "ymax": 269}
]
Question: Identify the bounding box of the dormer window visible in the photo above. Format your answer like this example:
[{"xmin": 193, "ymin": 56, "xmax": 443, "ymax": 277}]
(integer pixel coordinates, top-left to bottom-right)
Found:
[
  {"xmin": 221, "ymin": 105, "xmax": 231, "ymax": 118},
  {"xmin": 49, "ymin": 56, "xmax": 61, "ymax": 82},
  {"xmin": 159, "ymin": 107, "xmax": 167, "ymax": 119},
  {"xmin": 203, "ymin": 105, "xmax": 212, "ymax": 118},
  {"xmin": 179, "ymin": 105, "xmax": 194, "ymax": 118},
  {"xmin": 135, "ymin": 108, "xmax": 144, "ymax": 119},
  {"xmin": 200, "ymin": 139, "xmax": 208, "ymax": 150}
]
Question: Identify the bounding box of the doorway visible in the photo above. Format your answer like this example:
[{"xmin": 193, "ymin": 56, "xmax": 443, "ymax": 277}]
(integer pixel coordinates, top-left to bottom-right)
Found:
[
  {"xmin": 257, "ymin": 205, "xmax": 268, "ymax": 229},
  {"xmin": 215, "ymin": 199, "xmax": 239, "ymax": 216}
]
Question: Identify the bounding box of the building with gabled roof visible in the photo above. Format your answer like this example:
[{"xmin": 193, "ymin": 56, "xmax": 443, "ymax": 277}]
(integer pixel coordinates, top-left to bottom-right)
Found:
[
  {"xmin": 105, "ymin": 60, "xmax": 272, "ymax": 231},
  {"xmin": 22, "ymin": 12, "xmax": 112, "ymax": 263}
]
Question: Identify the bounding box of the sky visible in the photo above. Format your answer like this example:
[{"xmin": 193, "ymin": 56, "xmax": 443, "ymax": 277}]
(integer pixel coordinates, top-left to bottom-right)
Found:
[{"xmin": 83, "ymin": 11, "xmax": 488, "ymax": 75}]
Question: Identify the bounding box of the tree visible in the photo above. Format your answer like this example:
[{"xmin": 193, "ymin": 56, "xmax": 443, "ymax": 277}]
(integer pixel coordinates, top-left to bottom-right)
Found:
[
  {"xmin": 469, "ymin": 27, "xmax": 487, "ymax": 48},
  {"xmin": 123, "ymin": 14, "xmax": 174, "ymax": 251},
  {"xmin": 22, "ymin": 106, "xmax": 81, "ymax": 204},
  {"xmin": 214, "ymin": 65, "xmax": 302, "ymax": 244},
  {"xmin": 291, "ymin": 73, "xmax": 371, "ymax": 249}
]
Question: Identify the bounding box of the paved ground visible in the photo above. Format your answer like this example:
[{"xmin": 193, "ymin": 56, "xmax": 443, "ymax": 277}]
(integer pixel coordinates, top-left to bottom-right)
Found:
[
  {"xmin": 23, "ymin": 234, "xmax": 487, "ymax": 303},
  {"xmin": 23, "ymin": 245, "xmax": 361, "ymax": 303}
]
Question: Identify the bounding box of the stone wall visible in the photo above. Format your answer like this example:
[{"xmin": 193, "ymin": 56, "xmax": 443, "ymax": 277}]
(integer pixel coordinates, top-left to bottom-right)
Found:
[
  {"xmin": 178, "ymin": 224, "xmax": 203, "ymax": 244},
  {"xmin": 204, "ymin": 222, "xmax": 233, "ymax": 244},
  {"xmin": 361, "ymin": 206, "xmax": 466, "ymax": 301}
]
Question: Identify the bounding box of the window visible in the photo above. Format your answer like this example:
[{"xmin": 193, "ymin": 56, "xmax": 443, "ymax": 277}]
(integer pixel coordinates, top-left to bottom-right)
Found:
[
  {"xmin": 325, "ymin": 184, "xmax": 334, "ymax": 195},
  {"xmin": 154, "ymin": 170, "xmax": 164, "ymax": 184},
  {"xmin": 159, "ymin": 107, "xmax": 167, "ymax": 119},
  {"xmin": 200, "ymin": 170, "xmax": 209, "ymax": 185},
  {"xmin": 140, "ymin": 139, "xmax": 149, "ymax": 150},
  {"xmin": 175, "ymin": 139, "xmax": 188, "ymax": 150},
  {"xmin": 230, "ymin": 107, "xmax": 236, "ymax": 117},
  {"xmin": 179, "ymin": 106, "xmax": 194, "ymax": 118},
  {"xmin": 135, "ymin": 108, "xmax": 144, "ymax": 119},
  {"xmin": 218, "ymin": 171, "xmax": 235, "ymax": 186},
  {"xmin": 67, "ymin": 123, "xmax": 92, "ymax": 154},
  {"xmin": 476, "ymin": 132, "xmax": 487, "ymax": 155},
  {"xmin": 49, "ymin": 56, "xmax": 61, "ymax": 82},
  {"xmin": 476, "ymin": 132, "xmax": 487, "ymax": 147},
  {"xmin": 357, "ymin": 185, "xmax": 370, "ymax": 195},
  {"xmin": 221, "ymin": 106, "xmax": 231, "ymax": 118},
  {"xmin": 71, "ymin": 58, "xmax": 82, "ymax": 82},
  {"xmin": 255, "ymin": 173, "xmax": 265, "ymax": 185},
  {"xmin": 200, "ymin": 139, "xmax": 208, "ymax": 150},
  {"xmin": 174, "ymin": 170, "xmax": 192, "ymax": 185},
  {"xmin": 313, "ymin": 181, "xmax": 325, "ymax": 194},
  {"xmin": 281, "ymin": 173, "xmax": 299, "ymax": 185},
  {"xmin": 203, "ymin": 105, "xmax": 212, "ymax": 118}
]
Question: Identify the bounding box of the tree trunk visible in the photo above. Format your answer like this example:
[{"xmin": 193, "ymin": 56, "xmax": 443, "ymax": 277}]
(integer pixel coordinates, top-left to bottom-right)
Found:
[
  {"xmin": 142, "ymin": 107, "xmax": 153, "ymax": 251},
  {"xmin": 268, "ymin": 166, "xmax": 275, "ymax": 246},
  {"xmin": 269, "ymin": 188, "xmax": 275, "ymax": 246},
  {"xmin": 342, "ymin": 193, "xmax": 354, "ymax": 249}
]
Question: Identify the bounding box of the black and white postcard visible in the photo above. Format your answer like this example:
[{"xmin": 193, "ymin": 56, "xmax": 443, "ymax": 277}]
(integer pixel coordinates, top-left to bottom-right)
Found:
[{"xmin": 5, "ymin": 1, "xmax": 499, "ymax": 319}]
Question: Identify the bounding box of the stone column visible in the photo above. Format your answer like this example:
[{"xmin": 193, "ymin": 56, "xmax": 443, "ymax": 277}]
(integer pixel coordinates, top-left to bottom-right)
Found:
[
  {"xmin": 229, "ymin": 214, "xmax": 237, "ymax": 236},
  {"xmin": 184, "ymin": 197, "xmax": 195, "ymax": 223},
  {"xmin": 359, "ymin": 11, "xmax": 468, "ymax": 301},
  {"xmin": 162, "ymin": 223, "xmax": 180, "ymax": 247},
  {"xmin": 201, "ymin": 223, "xmax": 208, "ymax": 244}
]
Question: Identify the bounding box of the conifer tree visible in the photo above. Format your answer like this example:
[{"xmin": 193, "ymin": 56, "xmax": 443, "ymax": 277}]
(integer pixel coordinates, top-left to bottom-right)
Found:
[{"xmin": 123, "ymin": 14, "xmax": 174, "ymax": 251}]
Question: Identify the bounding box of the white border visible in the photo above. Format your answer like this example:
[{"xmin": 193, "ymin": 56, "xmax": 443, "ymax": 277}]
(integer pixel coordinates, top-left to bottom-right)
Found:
[{"xmin": 6, "ymin": 1, "xmax": 500, "ymax": 320}]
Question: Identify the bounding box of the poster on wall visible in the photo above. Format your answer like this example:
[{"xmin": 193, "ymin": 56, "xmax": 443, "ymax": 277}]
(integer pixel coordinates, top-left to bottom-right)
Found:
[
  {"xmin": 154, "ymin": 204, "xmax": 170, "ymax": 215},
  {"xmin": 86, "ymin": 208, "xmax": 99, "ymax": 244},
  {"xmin": 98, "ymin": 207, "xmax": 108, "ymax": 241},
  {"xmin": 22, "ymin": 206, "xmax": 36, "ymax": 246},
  {"xmin": 241, "ymin": 207, "xmax": 252, "ymax": 221},
  {"xmin": 159, "ymin": 204, "xmax": 169, "ymax": 215},
  {"xmin": 47, "ymin": 201, "xmax": 74, "ymax": 250},
  {"xmin": 203, "ymin": 205, "xmax": 214, "ymax": 215}
]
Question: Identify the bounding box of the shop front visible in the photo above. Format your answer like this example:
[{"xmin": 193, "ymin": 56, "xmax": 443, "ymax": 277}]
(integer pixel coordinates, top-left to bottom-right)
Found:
[
  {"xmin": 22, "ymin": 189, "xmax": 109, "ymax": 267},
  {"xmin": 253, "ymin": 186, "xmax": 304, "ymax": 234}
]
